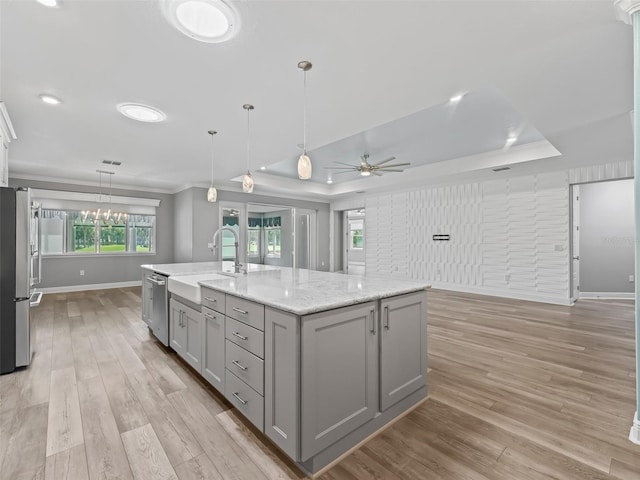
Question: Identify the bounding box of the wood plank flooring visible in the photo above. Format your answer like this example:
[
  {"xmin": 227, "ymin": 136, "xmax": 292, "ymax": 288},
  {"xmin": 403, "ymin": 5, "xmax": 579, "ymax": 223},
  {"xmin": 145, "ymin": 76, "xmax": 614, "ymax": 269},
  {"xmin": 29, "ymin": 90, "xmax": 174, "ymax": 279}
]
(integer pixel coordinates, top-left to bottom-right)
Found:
[{"xmin": 0, "ymin": 287, "xmax": 637, "ymax": 479}]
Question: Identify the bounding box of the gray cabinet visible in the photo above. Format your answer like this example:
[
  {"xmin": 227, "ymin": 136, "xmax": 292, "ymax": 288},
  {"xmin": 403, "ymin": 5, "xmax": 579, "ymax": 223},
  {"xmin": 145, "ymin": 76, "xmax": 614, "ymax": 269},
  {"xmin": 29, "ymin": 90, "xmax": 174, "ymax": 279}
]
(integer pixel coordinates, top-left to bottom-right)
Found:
[
  {"xmin": 300, "ymin": 301, "xmax": 378, "ymax": 461},
  {"xmin": 380, "ymin": 291, "xmax": 427, "ymax": 411},
  {"xmin": 170, "ymin": 297, "xmax": 203, "ymax": 373},
  {"xmin": 264, "ymin": 308, "xmax": 299, "ymax": 460},
  {"xmin": 202, "ymin": 305, "xmax": 225, "ymax": 391}
]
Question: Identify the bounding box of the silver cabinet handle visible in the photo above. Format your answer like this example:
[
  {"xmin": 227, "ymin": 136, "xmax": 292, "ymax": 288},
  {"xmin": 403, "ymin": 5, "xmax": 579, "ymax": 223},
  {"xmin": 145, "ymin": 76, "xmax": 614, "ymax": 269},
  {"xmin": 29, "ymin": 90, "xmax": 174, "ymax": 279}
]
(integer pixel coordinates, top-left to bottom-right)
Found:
[
  {"xmin": 232, "ymin": 360, "xmax": 248, "ymax": 371},
  {"xmin": 204, "ymin": 296, "xmax": 217, "ymax": 303},
  {"xmin": 180, "ymin": 311, "xmax": 185, "ymax": 328},
  {"xmin": 232, "ymin": 392, "xmax": 248, "ymax": 405},
  {"xmin": 370, "ymin": 308, "xmax": 376, "ymax": 335},
  {"xmin": 232, "ymin": 307, "xmax": 248, "ymax": 315},
  {"xmin": 232, "ymin": 331, "xmax": 248, "ymax": 341},
  {"xmin": 384, "ymin": 305, "xmax": 390, "ymax": 330},
  {"xmin": 204, "ymin": 312, "xmax": 216, "ymax": 320}
]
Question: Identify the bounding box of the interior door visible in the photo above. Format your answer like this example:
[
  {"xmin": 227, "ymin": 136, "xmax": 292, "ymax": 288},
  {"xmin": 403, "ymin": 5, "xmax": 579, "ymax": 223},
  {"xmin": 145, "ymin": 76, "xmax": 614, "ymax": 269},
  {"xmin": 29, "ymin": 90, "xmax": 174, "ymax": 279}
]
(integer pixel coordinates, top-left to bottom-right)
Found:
[{"xmin": 571, "ymin": 185, "xmax": 580, "ymax": 301}]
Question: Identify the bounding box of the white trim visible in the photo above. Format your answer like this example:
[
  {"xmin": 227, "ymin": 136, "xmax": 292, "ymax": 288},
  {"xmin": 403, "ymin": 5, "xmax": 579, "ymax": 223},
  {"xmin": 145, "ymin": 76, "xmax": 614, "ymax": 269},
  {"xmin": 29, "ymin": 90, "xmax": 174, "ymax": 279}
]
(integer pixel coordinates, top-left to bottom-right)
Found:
[
  {"xmin": 32, "ymin": 188, "xmax": 161, "ymax": 207},
  {"xmin": 615, "ymin": 0, "xmax": 640, "ymax": 25},
  {"xmin": 10, "ymin": 173, "xmax": 178, "ymax": 194},
  {"xmin": 427, "ymin": 282, "xmax": 573, "ymax": 306},
  {"xmin": 630, "ymin": 412, "xmax": 640, "ymax": 445},
  {"xmin": 38, "ymin": 280, "xmax": 141, "ymax": 294},
  {"xmin": 579, "ymin": 292, "xmax": 635, "ymax": 300},
  {"xmin": 0, "ymin": 102, "xmax": 17, "ymax": 140}
]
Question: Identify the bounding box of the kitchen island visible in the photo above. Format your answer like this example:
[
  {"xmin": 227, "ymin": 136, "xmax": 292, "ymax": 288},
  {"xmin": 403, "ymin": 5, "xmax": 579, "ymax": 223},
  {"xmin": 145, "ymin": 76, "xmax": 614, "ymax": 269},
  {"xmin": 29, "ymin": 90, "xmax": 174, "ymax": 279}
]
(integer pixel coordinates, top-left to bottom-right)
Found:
[{"xmin": 141, "ymin": 262, "xmax": 429, "ymax": 476}]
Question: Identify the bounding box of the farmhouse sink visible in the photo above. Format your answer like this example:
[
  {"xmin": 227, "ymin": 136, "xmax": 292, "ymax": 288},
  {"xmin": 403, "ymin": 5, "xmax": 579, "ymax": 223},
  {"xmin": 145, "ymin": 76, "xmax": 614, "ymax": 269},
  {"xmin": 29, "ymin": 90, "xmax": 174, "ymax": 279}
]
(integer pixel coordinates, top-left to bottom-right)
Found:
[{"xmin": 168, "ymin": 273, "xmax": 229, "ymax": 304}]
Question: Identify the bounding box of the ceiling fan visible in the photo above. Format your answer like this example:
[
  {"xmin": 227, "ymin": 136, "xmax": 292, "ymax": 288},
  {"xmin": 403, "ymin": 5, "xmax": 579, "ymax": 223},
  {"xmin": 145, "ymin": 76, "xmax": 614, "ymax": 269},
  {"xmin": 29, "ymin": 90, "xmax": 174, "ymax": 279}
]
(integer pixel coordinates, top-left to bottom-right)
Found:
[{"xmin": 328, "ymin": 154, "xmax": 410, "ymax": 177}]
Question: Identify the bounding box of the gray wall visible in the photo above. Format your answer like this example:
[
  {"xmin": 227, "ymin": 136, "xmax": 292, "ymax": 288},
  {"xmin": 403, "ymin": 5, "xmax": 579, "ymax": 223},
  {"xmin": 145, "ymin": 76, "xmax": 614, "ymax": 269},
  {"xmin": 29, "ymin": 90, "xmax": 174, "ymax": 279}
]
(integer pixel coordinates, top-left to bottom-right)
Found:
[
  {"xmin": 580, "ymin": 179, "xmax": 635, "ymax": 293},
  {"xmin": 174, "ymin": 188, "xmax": 193, "ymax": 263},
  {"xmin": 9, "ymin": 178, "xmax": 174, "ymax": 288}
]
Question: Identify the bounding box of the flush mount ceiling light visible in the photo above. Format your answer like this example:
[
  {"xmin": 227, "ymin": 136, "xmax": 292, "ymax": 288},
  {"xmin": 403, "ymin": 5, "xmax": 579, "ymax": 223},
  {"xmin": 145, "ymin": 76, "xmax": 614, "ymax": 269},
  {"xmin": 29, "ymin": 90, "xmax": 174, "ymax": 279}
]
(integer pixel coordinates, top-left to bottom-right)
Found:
[
  {"xmin": 37, "ymin": 0, "xmax": 59, "ymax": 7},
  {"xmin": 297, "ymin": 60, "xmax": 313, "ymax": 180},
  {"xmin": 161, "ymin": 0, "xmax": 240, "ymax": 43},
  {"xmin": 39, "ymin": 93, "xmax": 62, "ymax": 105},
  {"xmin": 117, "ymin": 103, "xmax": 166, "ymax": 123},
  {"xmin": 242, "ymin": 104, "xmax": 254, "ymax": 193},
  {"xmin": 207, "ymin": 130, "xmax": 218, "ymax": 203}
]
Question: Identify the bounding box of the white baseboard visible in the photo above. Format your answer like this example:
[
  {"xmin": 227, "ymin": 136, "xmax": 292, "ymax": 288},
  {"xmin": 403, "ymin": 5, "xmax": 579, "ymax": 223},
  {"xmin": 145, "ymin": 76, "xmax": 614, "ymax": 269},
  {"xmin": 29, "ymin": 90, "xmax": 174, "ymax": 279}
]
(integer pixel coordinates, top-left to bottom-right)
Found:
[
  {"xmin": 39, "ymin": 280, "xmax": 142, "ymax": 294},
  {"xmin": 427, "ymin": 282, "xmax": 573, "ymax": 306},
  {"xmin": 579, "ymin": 292, "xmax": 635, "ymax": 300},
  {"xmin": 630, "ymin": 412, "xmax": 640, "ymax": 445}
]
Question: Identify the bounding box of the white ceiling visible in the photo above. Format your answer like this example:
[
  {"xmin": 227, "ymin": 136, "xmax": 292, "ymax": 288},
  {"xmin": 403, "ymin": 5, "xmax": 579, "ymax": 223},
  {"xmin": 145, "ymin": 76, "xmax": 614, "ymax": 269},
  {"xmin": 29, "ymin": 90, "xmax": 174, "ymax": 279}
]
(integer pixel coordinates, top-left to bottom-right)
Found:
[{"xmin": 0, "ymin": 0, "xmax": 633, "ymax": 201}]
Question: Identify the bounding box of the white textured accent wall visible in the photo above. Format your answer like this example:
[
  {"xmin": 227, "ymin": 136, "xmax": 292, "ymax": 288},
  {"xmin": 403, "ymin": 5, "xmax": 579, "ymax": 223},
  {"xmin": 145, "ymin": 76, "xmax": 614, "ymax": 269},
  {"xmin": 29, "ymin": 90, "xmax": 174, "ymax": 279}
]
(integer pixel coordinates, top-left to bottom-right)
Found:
[
  {"xmin": 365, "ymin": 172, "xmax": 571, "ymax": 304},
  {"xmin": 568, "ymin": 160, "xmax": 633, "ymax": 184}
]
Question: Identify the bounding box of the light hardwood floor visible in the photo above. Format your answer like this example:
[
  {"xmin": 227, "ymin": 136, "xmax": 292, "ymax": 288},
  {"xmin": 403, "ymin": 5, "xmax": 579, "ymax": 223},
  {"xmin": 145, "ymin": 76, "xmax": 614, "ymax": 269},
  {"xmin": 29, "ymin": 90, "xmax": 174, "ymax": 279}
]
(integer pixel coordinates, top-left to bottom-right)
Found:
[{"xmin": 0, "ymin": 288, "xmax": 637, "ymax": 479}]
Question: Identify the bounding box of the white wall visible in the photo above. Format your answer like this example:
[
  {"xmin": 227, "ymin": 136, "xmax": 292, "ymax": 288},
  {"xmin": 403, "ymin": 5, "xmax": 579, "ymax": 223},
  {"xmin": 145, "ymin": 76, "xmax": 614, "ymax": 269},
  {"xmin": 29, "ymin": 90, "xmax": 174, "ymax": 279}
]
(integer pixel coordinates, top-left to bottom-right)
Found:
[{"xmin": 364, "ymin": 173, "xmax": 571, "ymax": 304}]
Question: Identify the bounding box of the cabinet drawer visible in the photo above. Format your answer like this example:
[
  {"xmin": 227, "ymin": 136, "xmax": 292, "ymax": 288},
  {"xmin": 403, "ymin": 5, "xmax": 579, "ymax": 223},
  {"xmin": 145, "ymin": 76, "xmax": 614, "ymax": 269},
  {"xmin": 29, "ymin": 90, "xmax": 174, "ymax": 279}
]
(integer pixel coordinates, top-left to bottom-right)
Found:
[
  {"xmin": 225, "ymin": 370, "xmax": 264, "ymax": 431},
  {"xmin": 202, "ymin": 288, "xmax": 225, "ymax": 313},
  {"xmin": 226, "ymin": 295, "xmax": 264, "ymax": 331},
  {"xmin": 226, "ymin": 317, "xmax": 264, "ymax": 358},
  {"xmin": 225, "ymin": 340, "xmax": 264, "ymax": 395}
]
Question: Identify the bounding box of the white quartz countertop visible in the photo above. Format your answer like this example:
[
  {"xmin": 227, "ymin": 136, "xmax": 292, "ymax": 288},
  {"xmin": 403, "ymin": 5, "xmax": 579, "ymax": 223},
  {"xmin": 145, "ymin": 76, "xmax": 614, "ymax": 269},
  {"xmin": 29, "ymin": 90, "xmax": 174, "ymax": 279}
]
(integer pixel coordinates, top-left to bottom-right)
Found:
[
  {"xmin": 198, "ymin": 267, "xmax": 430, "ymax": 315},
  {"xmin": 141, "ymin": 261, "xmax": 276, "ymax": 276}
]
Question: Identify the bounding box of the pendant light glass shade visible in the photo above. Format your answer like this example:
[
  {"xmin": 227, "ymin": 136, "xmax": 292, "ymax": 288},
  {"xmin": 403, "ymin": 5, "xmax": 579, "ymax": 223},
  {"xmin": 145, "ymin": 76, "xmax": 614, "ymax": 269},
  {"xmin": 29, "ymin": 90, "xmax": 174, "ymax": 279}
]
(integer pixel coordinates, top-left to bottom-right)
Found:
[
  {"xmin": 242, "ymin": 104, "xmax": 254, "ymax": 193},
  {"xmin": 242, "ymin": 171, "xmax": 254, "ymax": 193},
  {"xmin": 297, "ymin": 60, "xmax": 313, "ymax": 180},
  {"xmin": 207, "ymin": 130, "xmax": 218, "ymax": 202},
  {"xmin": 298, "ymin": 153, "xmax": 312, "ymax": 179}
]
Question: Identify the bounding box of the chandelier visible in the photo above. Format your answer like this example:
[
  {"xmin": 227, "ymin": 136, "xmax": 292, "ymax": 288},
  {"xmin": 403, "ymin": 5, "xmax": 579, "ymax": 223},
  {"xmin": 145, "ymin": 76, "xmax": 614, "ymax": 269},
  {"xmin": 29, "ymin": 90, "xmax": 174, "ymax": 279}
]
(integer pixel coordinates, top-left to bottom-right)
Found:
[{"xmin": 81, "ymin": 170, "xmax": 129, "ymax": 224}]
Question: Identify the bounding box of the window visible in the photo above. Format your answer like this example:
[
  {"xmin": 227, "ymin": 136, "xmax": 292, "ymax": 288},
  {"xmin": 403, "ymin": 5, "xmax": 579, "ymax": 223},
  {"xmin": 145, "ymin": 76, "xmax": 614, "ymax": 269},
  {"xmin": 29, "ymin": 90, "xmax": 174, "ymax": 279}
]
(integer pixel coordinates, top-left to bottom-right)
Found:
[
  {"xmin": 41, "ymin": 209, "xmax": 156, "ymax": 255},
  {"xmin": 247, "ymin": 228, "xmax": 260, "ymax": 256},
  {"xmin": 266, "ymin": 228, "xmax": 281, "ymax": 257},
  {"xmin": 351, "ymin": 228, "xmax": 364, "ymax": 249}
]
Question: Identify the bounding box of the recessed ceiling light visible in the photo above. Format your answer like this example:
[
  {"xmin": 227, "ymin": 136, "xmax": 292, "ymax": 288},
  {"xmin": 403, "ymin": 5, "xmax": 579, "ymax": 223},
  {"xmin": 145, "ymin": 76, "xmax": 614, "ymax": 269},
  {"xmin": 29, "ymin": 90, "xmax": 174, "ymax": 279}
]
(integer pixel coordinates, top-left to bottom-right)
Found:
[
  {"xmin": 117, "ymin": 103, "xmax": 166, "ymax": 123},
  {"xmin": 39, "ymin": 93, "xmax": 62, "ymax": 105},
  {"xmin": 327, "ymin": 179, "xmax": 333, "ymax": 184},
  {"xmin": 505, "ymin": 134, "xmax": 517, "ymax": 146},
  {"xmin": 161, "ymin": 0, "xmax": 240, "ymax": 43},
  {"xmin": 37, "ymin": 0, "xmax": 59, "ymax": 7},
  {"xmin": 260, "ymin": 166, "xmax": 266, "ymax": 170},
  {"xmin": 449, "ymin": 93, "xmax": 465, "ymax": 103}
]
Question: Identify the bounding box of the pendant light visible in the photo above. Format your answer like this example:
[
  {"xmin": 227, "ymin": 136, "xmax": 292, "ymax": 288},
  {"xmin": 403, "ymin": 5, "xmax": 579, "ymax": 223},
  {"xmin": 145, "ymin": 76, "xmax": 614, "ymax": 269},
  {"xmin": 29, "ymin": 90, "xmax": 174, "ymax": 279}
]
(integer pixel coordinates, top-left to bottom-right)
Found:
[
  {"xmin": 242, "ymin": 103, "xmax": 254, "ymax": 193},
  {"xmin": 207, "ymin": 130, "xmax": 218, "ymax": 202},
  {"xmin": 297, "ymin": 60, "xmax": 313, "ymax": 180}
]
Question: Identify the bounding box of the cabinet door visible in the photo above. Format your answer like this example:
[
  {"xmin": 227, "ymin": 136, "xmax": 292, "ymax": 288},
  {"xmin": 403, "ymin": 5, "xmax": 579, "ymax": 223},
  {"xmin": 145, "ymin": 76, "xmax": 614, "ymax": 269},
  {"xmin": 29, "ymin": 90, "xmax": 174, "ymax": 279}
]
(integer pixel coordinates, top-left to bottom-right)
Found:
[
  {"xmin": 202, "ymin": 307, "xmax": 225, "ymax": 391},
  {"xmin": 169, "ymin": 298, "xmax": 186, "ymax": 356},
  {"xmin": 300, "ymin": 301, "xmax": 377, "ymax": 461},
  {"xmin": 183, "ymin": 303, "xmax": 203, "ymax": 373},
  {"xmin": 264, "ymin": 308, "xmax": 299, "ymax": 460},
  {"xmin": 380, "ymin": 291, "xmax": 427, "ymax": 411},
  {"xmin": 142, "ymin": 274, "xmax": 153, "ymax": 327}
]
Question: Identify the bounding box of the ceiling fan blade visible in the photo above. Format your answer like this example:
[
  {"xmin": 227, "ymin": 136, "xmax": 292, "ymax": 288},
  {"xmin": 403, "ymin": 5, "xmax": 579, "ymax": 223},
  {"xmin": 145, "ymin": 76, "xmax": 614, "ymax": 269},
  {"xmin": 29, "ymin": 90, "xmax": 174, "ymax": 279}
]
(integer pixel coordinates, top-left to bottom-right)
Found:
[
  {"xmin": 325, "ymin": 166, "xmax": 355, "ymax": 170},
  {"xmin": 333, "ymin": 161, "xmax": 357, "ymax": 167},
  {"xmin": 377, "ymin": 162, "xmax": 411, "ymax": 168},
  {"xmin": 377, "ymin": 169, "xmax": 405, "ymax": 172},
  {"xmin": 373, "ymin": 156, "xmax": 396, "ymax": 166},
  {"xmin": 332, "ymin": 170, "xmax": 356, "ymax": 175},
  {"xmin": 371, "ymin": 171, "xmax": 384, "ymax": 176}
]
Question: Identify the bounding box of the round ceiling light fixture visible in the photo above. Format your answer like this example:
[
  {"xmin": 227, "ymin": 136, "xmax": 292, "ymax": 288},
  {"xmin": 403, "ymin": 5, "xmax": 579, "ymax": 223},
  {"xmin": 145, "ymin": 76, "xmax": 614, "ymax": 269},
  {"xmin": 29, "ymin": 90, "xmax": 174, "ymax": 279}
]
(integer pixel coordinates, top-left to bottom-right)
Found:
[
  {"xmin": 39, "ymin": 93, "xmax": 62, "ymax": 105},
  {"xmin": 37, "ymin": 0, "xmax": 60, "ymax": 7},
  {"xmin": 161, "ymin": 0, "xmax": 240, "ymax": 43},
  {"xmin": 117, "ymin": 103, "xmax": 166, "ymax": 123}
]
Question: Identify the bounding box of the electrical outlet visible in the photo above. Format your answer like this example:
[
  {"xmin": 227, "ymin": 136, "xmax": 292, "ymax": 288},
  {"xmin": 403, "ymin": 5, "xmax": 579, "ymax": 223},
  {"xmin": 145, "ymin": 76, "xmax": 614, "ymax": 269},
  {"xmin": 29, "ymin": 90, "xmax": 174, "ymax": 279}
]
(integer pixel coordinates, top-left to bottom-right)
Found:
[
  {"xmin": 80, "ymin": 270, "xmax": 85, "ymax": 276},
  {"xmin": 629, "ymin": 275, "xmax": 635, "ymax": 283},
  {"xmin": 207, "ymin": 242, "xmax": 214, "ymax": 249},
  {"xmin": 321, "ymin": 261, "xmax": 325, "ymax": 267}
]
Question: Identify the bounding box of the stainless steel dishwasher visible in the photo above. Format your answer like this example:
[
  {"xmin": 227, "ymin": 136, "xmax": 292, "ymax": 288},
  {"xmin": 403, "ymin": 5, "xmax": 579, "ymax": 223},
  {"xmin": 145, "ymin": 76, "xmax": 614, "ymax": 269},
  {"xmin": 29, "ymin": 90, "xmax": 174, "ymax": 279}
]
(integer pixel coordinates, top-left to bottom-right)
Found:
[{"xmin": 143, "ymin": 272, "xmax": 169, "ymax": 346}]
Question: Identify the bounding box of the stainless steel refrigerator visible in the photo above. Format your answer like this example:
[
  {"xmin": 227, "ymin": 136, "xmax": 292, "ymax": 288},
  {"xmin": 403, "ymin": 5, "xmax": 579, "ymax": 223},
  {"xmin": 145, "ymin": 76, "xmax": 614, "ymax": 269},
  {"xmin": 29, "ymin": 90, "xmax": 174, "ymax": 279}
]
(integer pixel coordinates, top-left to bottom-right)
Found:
[{"xmin": 0, "ymin": 187, "xmax": 41, "ymax": 374}]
